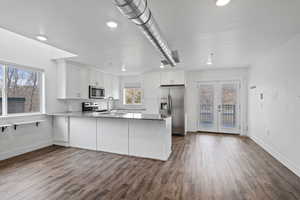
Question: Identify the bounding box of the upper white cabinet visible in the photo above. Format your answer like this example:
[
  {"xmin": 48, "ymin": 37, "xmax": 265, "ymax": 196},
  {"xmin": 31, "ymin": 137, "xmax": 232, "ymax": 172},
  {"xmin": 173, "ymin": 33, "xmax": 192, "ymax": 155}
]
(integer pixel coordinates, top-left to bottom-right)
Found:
[
  {"xmin": 80, "ymin": 67, "xmax": 89, "ymax": 99},
  {"xmin": 89, "ymin": 69, "xmax": 104, "ymax": 87},
  {"xmin": 103, "ymin": 73, "xmax": 120, "ymax": 99},
  {"xmin": 56, "ymin": 60, "xmax": 89, "ymax": 99},
  {"xmin": 56, "ymin": 59, "xmax": 120, "ymax": 100},
  {"xmin": 111, "ymin": 75, "xmax": 120, "ymax": 100},
  {"xmin": 160, "ymin": 70, "xmax": 185, "ymax": 85},
  {"xmin": 103, "ymin": 73, "xmax": 113, "ymax": 98}
]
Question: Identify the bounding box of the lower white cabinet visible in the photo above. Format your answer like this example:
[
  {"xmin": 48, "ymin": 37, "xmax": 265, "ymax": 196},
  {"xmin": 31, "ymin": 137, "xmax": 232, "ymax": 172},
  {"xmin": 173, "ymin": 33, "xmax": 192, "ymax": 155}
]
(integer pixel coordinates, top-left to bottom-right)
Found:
[
  {"xmin": 56, "ymin": 116, "xmax": 172, "ymax": 161},
  {"xmin": 129, "ymin": 118, "xmax": 172, "ymax": 160},
  {"xmin": 97, "ymin": 118, "xmax": 129, "ymax": 155},
  {"xmin": 53, "ymin": 116, "xmax": 69, "ymax": 147},
  {"xmin": 70, "ymin": 117, "xmax": 97, "ymax": 150}
]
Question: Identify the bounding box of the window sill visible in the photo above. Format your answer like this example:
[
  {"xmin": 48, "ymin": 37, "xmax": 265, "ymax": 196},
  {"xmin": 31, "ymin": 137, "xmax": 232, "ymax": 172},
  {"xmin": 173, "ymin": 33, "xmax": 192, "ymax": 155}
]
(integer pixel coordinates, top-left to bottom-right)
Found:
[
  {"xmin": 0, "ymin": 112, "xmax": 46, "ymax": 118},
  {"xmin": 123, "ymin": 104, "xmax": 144, "ymax": 106},
  {"xmin": 118, "ymin": 104, "xmax": 146, "ymax": 110},
  {"xmin": 122, "ymin": 104, "xmax": 145, "ymax": 107}
]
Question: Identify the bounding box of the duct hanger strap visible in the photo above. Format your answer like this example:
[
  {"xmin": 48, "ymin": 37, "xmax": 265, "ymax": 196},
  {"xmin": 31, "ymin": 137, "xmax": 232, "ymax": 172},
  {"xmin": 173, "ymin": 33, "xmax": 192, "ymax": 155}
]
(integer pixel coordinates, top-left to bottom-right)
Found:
[
  {"xmin": 115, "ymin": 0, "xmax": 149, "ymax": 23},
  {"xmin": 113, "ymin": 0, "xmax": 134, "ymax": 7},
  {"xmin": 113, "ymin": 0, "xmax": 178, "ymax": 66},
  {"xmin": 129, "ymin": 1, "xmax": 151, "ymax": 25}
]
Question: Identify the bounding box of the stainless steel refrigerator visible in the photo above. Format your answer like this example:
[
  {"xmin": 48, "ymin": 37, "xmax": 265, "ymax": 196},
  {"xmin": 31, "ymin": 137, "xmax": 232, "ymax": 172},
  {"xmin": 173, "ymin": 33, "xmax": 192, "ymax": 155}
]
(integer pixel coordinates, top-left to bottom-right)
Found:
[{"xmin": 160, "ymin": 86, "xmax": 185, "ymax": 136}]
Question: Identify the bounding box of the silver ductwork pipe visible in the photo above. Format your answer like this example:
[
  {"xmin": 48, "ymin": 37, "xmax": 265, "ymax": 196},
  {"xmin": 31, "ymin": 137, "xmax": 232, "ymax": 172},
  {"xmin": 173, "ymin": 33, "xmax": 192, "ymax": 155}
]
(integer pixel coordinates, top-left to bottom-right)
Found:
[{"xmin": 114, "ymin": 0, "xmax": 177, "ymax": 66}]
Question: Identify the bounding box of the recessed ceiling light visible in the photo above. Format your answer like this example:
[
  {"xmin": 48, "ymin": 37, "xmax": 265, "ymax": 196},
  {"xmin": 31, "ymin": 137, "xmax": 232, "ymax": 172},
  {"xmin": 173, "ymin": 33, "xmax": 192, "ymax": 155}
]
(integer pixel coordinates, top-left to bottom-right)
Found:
[
  {"xmin": 216, "ymin": 0, "xmax": 231, "ymax": 6},
  {"xmin": 36, "ymin": 35, "xmax": 48, "ymax": 41},
  {"xmin": 106, "ymin": 21, "xmax": 118, "ymax": 29}
]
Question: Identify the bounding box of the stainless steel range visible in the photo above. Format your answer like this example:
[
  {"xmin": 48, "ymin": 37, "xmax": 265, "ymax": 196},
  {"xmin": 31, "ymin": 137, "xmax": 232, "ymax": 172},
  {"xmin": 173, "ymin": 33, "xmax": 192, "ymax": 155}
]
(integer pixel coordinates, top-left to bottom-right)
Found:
[{"xmin": 82, "ymin": 102, "xmax": 107, "ymax": 112}]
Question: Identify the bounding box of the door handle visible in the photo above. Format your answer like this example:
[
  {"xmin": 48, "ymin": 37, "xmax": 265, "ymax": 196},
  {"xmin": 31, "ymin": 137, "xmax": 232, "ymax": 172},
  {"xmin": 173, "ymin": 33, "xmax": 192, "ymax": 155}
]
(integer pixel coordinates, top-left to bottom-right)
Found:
[{"xmin": 217, "ymin": 105, "xmax": 222, "ymax": 112}]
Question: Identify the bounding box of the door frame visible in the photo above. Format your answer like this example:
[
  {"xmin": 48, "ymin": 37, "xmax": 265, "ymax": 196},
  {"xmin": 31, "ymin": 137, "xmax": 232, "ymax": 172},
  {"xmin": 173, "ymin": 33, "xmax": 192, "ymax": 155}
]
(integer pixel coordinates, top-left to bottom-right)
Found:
[{"xmin": 197, "ymin": 80, "xmax": 242, "ymax": 135}]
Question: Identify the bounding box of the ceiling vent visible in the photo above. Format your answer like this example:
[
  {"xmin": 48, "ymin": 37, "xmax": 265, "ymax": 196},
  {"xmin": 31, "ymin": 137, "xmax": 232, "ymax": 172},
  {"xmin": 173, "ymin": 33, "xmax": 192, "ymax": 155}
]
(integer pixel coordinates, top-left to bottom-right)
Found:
[{"xmin": 113, "ymin": 0, "xmax": 179, "ymax": 67}]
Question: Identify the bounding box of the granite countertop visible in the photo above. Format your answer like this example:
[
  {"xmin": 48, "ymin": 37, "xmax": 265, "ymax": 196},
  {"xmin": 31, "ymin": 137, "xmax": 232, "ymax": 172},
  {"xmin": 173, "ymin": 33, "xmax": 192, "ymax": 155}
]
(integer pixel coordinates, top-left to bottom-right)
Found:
[{"xmin": 48, "ymin": 111, "xmax": 170, "ymax": 121}]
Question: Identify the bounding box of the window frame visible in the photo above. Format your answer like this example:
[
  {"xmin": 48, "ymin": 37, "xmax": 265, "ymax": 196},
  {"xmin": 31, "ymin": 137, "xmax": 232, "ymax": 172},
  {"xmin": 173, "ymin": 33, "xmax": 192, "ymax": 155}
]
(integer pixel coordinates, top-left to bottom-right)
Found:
[
  {"xmin": 123, "ymin": 87, "xmax": 143, "ymax": 106},
  {"xmin": 0, "ymin": 62, "xmax": 45, "ymax": 117}
]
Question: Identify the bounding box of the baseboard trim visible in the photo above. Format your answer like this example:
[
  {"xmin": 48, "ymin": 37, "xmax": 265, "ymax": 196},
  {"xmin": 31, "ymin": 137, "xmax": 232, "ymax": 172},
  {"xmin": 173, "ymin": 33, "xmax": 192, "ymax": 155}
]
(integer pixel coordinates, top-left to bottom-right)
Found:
[
  {"xmin": 0, "ymin": 141, "xmax": 53, "ymax": 161},
  {"xmin": 53, "ymin": 141, "xmax": 69, "ymax": 147},
  {"xmin": 250, "ymin": 135, "xmax": 300, "ymax": 178}
]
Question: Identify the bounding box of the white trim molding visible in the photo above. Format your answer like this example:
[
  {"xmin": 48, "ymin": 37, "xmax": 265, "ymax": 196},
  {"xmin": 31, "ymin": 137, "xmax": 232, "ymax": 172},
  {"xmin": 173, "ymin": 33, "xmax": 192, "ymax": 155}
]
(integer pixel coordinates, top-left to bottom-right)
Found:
[
  {"xmin": 0, "ymin": 141, "xmax": 52, "ymax": 161},
  {"xmin": 250, "ymin": 135, "xmax": 300, "ymax": 178}
]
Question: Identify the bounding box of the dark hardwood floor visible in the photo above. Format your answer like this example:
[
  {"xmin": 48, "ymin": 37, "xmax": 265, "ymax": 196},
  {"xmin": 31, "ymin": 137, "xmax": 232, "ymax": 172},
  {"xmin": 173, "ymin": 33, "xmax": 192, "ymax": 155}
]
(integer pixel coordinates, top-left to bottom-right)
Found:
[{"xmin": 1, "ymin": 133, "xmax": 300, "ymax": 200}]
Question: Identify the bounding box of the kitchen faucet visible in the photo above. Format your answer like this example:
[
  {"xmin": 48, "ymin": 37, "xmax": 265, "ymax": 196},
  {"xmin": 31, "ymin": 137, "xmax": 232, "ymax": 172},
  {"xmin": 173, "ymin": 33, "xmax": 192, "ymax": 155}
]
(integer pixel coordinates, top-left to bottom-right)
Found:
[{"xmin": 107, "ymin": 97, "xmax": 114, "ymax": 112}]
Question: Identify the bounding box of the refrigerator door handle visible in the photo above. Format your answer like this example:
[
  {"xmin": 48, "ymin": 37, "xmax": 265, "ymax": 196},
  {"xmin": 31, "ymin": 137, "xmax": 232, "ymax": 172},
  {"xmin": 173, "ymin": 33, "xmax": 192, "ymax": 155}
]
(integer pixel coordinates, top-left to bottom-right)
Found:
[
  {"xmin": 169, "ymin": 95, "xmax": 173, "ymax": 115},
  {"xmin": 168, "ymin": 95, "xmax": 172, "ymax": 115}
]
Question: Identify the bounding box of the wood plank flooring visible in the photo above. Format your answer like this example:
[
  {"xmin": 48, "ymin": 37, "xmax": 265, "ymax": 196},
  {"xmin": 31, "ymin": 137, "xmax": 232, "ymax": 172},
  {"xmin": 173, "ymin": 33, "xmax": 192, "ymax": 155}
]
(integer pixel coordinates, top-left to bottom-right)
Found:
[{"xmin": 1, "ymin": 133, "xmax": 300, "ymax": 200}]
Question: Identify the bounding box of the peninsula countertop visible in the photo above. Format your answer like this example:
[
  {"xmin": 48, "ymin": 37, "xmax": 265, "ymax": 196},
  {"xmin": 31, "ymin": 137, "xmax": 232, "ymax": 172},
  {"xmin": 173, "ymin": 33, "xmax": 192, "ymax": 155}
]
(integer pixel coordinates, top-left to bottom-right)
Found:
[{"xmin": 48, "ymin": 111, "xmax": 170, "ymax": 121}]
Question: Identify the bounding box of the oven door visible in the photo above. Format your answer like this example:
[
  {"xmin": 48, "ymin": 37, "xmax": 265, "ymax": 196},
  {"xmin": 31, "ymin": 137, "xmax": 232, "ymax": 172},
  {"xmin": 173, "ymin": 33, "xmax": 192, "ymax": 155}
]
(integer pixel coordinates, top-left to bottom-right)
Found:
[{"xmin": 89, "ymin": 86, "xmax": 105, "ymax": 99}]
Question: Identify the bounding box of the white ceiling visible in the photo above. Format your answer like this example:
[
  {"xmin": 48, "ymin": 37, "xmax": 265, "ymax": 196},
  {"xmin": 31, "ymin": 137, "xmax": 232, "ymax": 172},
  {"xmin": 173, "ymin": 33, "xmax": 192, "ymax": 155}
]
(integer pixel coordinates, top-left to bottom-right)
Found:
[{"xmin": 0, "ymin": 0, "xmax": 300, "ymax": 74}]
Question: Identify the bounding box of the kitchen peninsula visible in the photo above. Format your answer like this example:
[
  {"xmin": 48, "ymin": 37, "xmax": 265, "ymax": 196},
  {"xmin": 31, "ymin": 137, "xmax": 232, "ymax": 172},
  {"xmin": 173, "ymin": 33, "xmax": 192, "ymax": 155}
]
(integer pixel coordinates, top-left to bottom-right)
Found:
[{"xmin": 50, "ymin": 112, "xmax": 172, "ymax": 161}]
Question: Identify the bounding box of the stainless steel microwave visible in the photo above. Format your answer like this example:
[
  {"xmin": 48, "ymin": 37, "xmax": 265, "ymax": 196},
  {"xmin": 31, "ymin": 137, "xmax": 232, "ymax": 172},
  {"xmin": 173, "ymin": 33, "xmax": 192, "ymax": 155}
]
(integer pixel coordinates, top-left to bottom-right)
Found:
[{"xmin": 89, "ymin": 86, "xmax": 105, "ymax": 99}]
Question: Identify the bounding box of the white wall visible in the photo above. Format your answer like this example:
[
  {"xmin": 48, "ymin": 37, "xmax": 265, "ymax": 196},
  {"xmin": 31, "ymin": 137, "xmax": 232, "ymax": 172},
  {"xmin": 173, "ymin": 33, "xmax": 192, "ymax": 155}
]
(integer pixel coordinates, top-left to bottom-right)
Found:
[
  {"xmin": 0, "ymin": 28, "xmax": 75, "ymax": 160},
  {"xmin": 185, "ymin": 68, "xmax": 249, "ymax": 134},
  {"xmin": 248, "ymin": 34, "xmax": 300, "ymax": 177},
  {"xmin": 141, "ymin": 71, "xmax": 161, "ymax": 114}
]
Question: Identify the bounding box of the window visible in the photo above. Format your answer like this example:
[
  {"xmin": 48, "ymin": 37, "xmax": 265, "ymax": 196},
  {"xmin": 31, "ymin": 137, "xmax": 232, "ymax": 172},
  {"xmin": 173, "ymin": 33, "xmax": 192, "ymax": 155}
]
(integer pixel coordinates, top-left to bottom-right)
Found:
[
  {"xmin": 123, "ymin": 87, "xmax": 142, "ymax": 105},
  {"xmin": 0, "ymin": 63, "xmax": 44, "ymax": 116}
]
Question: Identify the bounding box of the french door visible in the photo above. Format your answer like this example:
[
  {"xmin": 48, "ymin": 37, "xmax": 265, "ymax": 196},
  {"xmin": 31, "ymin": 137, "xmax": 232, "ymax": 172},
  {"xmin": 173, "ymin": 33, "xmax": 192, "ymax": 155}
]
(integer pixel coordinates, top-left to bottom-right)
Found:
[{"xmin": 198, "ymin": 80, "xmax": 241, "ymax": 134}]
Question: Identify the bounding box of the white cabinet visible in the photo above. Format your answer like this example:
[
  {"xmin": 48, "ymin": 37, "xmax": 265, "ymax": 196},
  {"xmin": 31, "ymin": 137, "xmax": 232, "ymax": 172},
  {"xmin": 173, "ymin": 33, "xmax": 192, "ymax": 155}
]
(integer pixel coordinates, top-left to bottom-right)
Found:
[
  {"xmin": 89, "ymin": 69, "xmax": 98, "ymax": 86},
  {"xmin": 67, "ymin": 65, "xmax": 81, "ymax": 98},
  {"xmin": 160, "ymin": 70, "xmax": 185, "ymax": 85},
  {"xmin": 61, "ymin": 116, "xmax": 171, "ymax": 161},
  {"xmin": 129, "ymin": 118, "xmax": 172, "ymax": 160},
  {"xmin": 89, "ymin": 69, "xmax": 104, "ymax": 87},
  {"xmin": 53, "ymin": 116, "xmax": 69, "ymax": 147},
  {"xmin": 69, "ymin": 117, "xmax": 97, "ymax": 150},
  {"xmin": 97, "ymin": 118, "xmax": 129, "ymax": 155},
  {"xmin": 56, "ymin": 59, "xmax": 120, "ymax": 100},
  {"xmin": 103, "ymin": 73, "xmax": 113, "ymax": 98},
  {"xmin": 112, "ymin": 75, "xmax": 120, "ymax": 100},
  {"xmin": 103, "ymin": 73, "xmax": 120, "ymax": 99},
  {"xmin": 56, "ymin": 60, "xmax": 89, "ymax": 99},
  {"xmin": 80, "ymin": 67, "xmax": 89, "ymax": 99}
]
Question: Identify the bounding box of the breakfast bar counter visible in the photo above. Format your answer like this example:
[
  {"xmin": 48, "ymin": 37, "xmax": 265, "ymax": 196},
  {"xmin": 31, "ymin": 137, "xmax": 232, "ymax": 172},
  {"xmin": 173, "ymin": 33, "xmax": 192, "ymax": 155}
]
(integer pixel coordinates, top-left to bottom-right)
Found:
[{"xmin": 50, "ymin": 112, "xmax": 172, "ymax": 161}]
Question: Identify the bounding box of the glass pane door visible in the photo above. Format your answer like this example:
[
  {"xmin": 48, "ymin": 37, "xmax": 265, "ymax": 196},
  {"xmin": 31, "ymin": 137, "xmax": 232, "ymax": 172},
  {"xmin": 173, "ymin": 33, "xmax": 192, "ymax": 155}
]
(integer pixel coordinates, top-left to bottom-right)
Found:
[
  {"xmin": 198, "ymin": 81, "xmax": 241, "ymax": 134},
  {"xmin": 218, "ymin": 81, "xmax": 240, "ymax": 134},
  {"xmin": 198, "ymin": 83, "xmax": 218, "ymax": 132}
]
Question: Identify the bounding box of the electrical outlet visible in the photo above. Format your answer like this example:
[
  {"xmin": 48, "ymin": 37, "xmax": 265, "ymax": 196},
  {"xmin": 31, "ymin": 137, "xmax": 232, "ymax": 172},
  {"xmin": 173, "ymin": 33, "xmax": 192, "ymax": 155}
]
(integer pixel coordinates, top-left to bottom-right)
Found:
[{"xmin": 266, "ymin": 129, "xmax": 270, "ymax": 136}]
